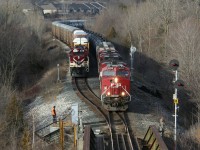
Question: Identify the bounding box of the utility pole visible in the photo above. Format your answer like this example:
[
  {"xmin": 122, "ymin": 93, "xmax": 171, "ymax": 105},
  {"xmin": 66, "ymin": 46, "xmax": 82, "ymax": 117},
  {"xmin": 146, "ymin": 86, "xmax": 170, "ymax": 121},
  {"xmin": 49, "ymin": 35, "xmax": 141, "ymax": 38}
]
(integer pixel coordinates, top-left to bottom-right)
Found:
[
  {"xmin": 59, "ymin": 119, "xmax": 64, "ymax": 150},
  {"xmin": 32, "ymin": 114, "xmax": 35, "ymax": 149},
  {"xmin": 130, "ymin": 45, "xmax": 136, "ymax": 82},
  {"xmin": 74, "ymin": 125, "xmax": 77, "ymax": 147}
]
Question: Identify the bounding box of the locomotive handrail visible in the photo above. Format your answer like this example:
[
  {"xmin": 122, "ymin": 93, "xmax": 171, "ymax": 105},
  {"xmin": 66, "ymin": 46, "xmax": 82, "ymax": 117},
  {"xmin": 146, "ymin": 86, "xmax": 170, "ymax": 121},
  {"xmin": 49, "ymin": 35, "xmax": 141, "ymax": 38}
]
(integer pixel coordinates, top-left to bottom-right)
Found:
[{"xmin": 101, "ymin": 85, "xmax": 111, "ymax": 101}]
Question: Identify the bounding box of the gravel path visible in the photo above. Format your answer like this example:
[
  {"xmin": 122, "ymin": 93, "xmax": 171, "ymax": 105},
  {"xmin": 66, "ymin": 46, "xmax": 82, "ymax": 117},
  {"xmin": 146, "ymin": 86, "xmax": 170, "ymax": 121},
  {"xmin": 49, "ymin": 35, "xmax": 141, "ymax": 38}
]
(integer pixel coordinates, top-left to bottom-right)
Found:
[{"xmin": 24, "ymin": 78, "xmax": 103, "ymax": 130}]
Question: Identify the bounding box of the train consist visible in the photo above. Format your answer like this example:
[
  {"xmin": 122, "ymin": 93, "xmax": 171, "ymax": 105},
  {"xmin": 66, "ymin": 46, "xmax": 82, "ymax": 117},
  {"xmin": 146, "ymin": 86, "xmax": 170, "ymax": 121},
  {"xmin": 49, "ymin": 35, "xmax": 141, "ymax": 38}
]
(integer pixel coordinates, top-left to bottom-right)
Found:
[
  {"xmin": 52, "ymin": 20, "xmax": 131, "ymax": 111},
  {"xmin": 95, "ymin": 41, "xmax": 131, "ymax": 111},
  {"xmin": 52, "ymin": 21, "xmax": 89, "ymax": 77}
]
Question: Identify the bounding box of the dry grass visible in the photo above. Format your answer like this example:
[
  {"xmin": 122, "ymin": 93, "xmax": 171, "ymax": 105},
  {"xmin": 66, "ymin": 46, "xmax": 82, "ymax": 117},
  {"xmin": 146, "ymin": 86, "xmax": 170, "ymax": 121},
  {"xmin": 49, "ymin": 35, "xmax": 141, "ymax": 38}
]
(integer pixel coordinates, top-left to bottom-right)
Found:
[
  {"xmin": 21, "ymin": 60, "xmax": 68, "ymax": 101},
  {"xmin": 21, "ymin": 28, "xmax": 68, "ymax": 100},
  {"xmin": 42, "ymin": 82, "xmax": 64, "ymax": 103},
  {"xmin": 189, "ymin": 124, "xmax": 200, "ymax": 143},
  {"xmin": 36, "ymin": 61, "xmax": 67, "ymax": 103}
]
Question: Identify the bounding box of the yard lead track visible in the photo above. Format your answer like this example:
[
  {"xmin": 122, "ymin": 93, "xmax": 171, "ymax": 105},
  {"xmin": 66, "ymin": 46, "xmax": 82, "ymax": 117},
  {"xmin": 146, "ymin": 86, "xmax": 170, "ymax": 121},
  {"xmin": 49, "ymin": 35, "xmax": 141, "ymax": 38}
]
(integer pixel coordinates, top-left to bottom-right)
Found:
[{"xmin": 73, "ymin": 77, "xmax": 138, "ymax": 150}]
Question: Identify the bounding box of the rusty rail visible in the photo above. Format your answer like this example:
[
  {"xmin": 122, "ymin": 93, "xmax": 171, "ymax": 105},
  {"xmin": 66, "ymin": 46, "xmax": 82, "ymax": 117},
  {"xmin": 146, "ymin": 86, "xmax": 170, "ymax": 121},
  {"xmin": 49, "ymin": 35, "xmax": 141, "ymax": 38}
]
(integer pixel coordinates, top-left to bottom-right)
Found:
[
  {"xmin": 83, "ymin": 126, "xmax": 96, "ymax": 150},
  {"xmin": 143, "ymin": 125, "xmax": 168, "ymax": 150}
]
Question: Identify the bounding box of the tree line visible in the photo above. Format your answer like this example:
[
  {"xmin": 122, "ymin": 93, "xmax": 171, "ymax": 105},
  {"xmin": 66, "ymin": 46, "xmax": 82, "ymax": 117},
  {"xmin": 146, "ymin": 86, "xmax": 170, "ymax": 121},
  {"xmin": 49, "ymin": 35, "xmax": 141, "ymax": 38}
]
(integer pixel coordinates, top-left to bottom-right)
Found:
[{"xmin": 0, "ymin": 1, "xmax": 49, "ymax": 149}]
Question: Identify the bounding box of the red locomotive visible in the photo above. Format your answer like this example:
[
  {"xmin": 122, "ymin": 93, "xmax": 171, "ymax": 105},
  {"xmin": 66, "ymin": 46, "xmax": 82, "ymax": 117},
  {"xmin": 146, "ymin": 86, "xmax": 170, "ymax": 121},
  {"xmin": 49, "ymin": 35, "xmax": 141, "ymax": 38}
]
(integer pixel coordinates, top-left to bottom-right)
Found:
[
  {"xmin": 52, "ymin": 21, "xmax": 89, "ymax": 77},
  {"xmin": 96, "ymin": 42, "xmax": 131, "ymax": 111}
]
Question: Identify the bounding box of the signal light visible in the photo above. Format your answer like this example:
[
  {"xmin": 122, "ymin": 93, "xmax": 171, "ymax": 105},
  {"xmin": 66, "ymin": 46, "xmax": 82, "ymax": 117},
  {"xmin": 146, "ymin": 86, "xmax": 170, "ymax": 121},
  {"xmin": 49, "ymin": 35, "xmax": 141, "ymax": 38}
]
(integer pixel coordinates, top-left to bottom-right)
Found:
[
  {"xmin": 169, "ymin": 59, "xmax": 179, "ymax": 71},
  {"xmin": 174, "ymin": 80, "xmax": 184, "ymax": 90}
]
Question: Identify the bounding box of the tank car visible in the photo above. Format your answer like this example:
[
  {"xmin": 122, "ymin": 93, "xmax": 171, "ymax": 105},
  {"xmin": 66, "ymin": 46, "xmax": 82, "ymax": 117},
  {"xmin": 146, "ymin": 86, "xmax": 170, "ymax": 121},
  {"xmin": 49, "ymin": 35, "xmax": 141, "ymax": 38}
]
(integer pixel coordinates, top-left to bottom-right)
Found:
[
  {"xmin": 52, "ymin": 21, "xmax": 89, "ymax": 77},
  {"xmin": 97, "ymin": 42, "xmax": 131, "ymax": 111}
]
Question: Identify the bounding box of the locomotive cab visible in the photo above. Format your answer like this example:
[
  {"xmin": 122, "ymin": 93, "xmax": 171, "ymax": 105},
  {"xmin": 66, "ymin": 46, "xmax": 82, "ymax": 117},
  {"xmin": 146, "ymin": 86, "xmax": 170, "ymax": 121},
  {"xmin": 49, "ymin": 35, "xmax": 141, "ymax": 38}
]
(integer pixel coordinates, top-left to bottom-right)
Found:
[
  {"xmin": 69, "ymin": 30, "xmax": 89, "ymax": 77},
  {"xmin": 69, "ymin": 44, "xmax": 89, "ymax": 77},
  {"xmin": 52, "ymin": 21, "xmax": 89, "ymax": 77},
  {"xmin": 100, "ymin": 64, "xmax": 131, "ymax": 111}
]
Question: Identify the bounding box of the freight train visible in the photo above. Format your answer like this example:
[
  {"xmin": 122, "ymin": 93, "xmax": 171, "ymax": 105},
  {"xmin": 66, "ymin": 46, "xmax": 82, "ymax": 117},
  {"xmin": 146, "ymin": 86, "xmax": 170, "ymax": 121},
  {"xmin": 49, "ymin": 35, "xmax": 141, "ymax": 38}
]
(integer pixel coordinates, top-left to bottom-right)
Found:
[
  {"xmin": 95, "ymin": 41, "xmax": 131, "ymax": 111},
  {"xmin": 52, "ymin": 20, "xmax": 131, "ymax": 111},
  {"xmin": 52, "ymin": 21, "xmax": 89, "ymax": 77}
]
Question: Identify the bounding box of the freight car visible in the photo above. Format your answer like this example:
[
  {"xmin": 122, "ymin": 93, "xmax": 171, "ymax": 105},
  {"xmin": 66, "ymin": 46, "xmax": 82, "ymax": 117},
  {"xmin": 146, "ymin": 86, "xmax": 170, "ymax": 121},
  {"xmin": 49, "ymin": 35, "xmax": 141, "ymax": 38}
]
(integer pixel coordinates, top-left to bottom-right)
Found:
[
  {"xmin": 96, "ymin": 42, "xmax": 131, "ymax": 111},
  {"xmin": 52, "ymin": 21, "xmax": 89, "ymax": 77}
]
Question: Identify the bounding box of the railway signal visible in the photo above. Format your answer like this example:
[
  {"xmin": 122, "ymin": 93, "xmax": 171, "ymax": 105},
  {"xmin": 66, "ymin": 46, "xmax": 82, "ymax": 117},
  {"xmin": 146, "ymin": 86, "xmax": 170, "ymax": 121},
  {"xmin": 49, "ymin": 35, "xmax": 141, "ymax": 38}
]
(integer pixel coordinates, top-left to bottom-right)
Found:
[
  {"xmin": 174, "ymin": 80, "xmax": 184, "ymax": 90},
  {"xmin": 169, "ymin": 59, "xmax": 184, "ymax": 150},
  {"xmin": 169, "ymin": 59, "xmax": 179, "ymax": 71}
]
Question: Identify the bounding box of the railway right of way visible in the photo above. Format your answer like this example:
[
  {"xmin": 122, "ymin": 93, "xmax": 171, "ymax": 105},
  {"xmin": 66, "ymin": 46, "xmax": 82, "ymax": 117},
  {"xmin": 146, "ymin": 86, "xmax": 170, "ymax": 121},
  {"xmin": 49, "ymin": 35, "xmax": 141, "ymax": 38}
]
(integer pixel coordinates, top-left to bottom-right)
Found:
[{"xmin": 73, "ymin": 77, "xmax": 140, "ymax": 150}]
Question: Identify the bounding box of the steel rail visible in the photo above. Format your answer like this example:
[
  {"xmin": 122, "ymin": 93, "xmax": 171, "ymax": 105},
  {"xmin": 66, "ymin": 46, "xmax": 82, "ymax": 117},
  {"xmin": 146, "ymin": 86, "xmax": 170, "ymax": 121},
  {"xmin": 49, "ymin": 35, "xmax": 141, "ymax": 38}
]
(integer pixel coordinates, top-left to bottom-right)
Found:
[
  {"xmin": 85, "ymin": 78, "xmax": 101, "ymax": 100},
  {"xmin": 73, "ymin": 77, "xmax": 114, "ymax": 149},
  {"xmin": 117, "ymin": 112, "xmax": 135, "ymax": 150},
  {"xmin": 108, "ymin": 112, "xmax": 115, "ymax": 150},
  {"xmin": 73, "ymin": 77, "xmax": 139, "ymax": 150},
  {"xmin": 73, "ymin": 77, "xmax": 109, "ymax": 119},
  {"xmin": 108, "ymin": 112, "xmax": 130, "ymax": 150}
]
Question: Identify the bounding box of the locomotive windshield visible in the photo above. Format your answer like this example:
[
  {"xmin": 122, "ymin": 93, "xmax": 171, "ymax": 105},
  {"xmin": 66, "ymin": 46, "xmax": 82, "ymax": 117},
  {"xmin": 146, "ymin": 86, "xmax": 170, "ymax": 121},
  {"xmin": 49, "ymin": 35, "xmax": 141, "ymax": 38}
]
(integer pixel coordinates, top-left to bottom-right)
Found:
[
  {"xmin": 116, "ymin": 70, "xmax": 129, "ymax": 77},
  {"xmin": 104, "ymin": 56, "xmax": 121, "ymax": 61},
  {"xmin": 102, "ymin": 70, "xmax": 115, "ymax": 76},
  {"xmin": 72, "ymin": 45, "xmax": 88, "ymax": 56},
  {"xmin": 73, "ymin": 49, "xmax": 85, "ymax": 55}
]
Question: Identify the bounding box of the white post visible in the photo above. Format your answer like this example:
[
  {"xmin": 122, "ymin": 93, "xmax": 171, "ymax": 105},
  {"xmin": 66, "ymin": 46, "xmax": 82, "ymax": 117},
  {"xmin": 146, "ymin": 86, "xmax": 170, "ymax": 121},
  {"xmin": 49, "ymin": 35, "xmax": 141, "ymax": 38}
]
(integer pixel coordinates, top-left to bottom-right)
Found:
[
  {"xmin": 57, "ymin": 64, "xmax": 60, "ymax": 81},
  {"xmin": 130, "ymin": 45, "xmax": 136, "ymax": 82},
  {"xmin": 79, "ymin": 111, "xmax": 83, "ymax": 133},
  {"xmin": 173, "ymin": 70, "xmax": 178, "ymax": 149},
  {"xmin": 130, "ymin": 51, "xmax": 133, "ymax": 82}
]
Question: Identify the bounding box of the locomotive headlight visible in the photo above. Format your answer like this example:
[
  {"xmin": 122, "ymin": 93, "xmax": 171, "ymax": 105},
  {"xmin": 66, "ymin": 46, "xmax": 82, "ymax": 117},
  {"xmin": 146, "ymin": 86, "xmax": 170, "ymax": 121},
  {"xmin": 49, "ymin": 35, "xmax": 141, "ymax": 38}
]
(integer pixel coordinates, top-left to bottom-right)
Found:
[
  {"xmin": 107, "ymin": 92, "xmax": 110, "ymax": 96},
  {"xmin": 104, "ymin": 86, "xmax": 107, "ymax": 90},
  {"xmin": 121, "ymin": 92, "xmax": 125, "ymax": 96},
  {"xmin": 114, "ymin": 77, "xmax": 118, "ymax": 83}
]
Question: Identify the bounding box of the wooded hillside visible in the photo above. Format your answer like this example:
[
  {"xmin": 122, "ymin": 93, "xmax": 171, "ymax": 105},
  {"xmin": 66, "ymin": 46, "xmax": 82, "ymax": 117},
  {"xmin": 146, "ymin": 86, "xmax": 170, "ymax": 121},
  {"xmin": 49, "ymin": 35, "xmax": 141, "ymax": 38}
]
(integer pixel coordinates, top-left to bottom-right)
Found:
[{"xmin": 92, "ymin": 0, "xmax": 200, "ymax": 148}]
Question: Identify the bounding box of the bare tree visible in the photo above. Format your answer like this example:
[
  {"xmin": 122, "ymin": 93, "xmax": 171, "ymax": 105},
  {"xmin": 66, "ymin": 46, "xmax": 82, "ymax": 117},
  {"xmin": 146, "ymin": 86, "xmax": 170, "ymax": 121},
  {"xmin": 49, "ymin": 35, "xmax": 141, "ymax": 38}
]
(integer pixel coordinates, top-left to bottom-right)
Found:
[
  {"xmin": 0, "ymin": 1, "xmax": 47, "ymax": 149},
  {"xmin": 168, "ymin": 18, "xmax": 200, "ymax": 96}
]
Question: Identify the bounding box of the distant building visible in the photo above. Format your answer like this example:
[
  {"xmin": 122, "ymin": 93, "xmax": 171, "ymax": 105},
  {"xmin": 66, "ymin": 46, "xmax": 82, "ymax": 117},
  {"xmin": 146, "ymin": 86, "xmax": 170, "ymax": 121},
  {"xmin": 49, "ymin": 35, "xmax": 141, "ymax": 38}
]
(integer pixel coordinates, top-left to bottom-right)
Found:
[
  {"xmin": 22, "ymin": 3, "xmax": 33, "ymax": 13},
  {"xmin": 21, "ymin": 2, "xmax": 44, "ymax": 19},
  {"xmin": 34, "ymin": 1, "xmax": 106, "ymax": 17},
  {"xmin": 40, "ymin": 3, "xmax": 57, "ymax": 15}
]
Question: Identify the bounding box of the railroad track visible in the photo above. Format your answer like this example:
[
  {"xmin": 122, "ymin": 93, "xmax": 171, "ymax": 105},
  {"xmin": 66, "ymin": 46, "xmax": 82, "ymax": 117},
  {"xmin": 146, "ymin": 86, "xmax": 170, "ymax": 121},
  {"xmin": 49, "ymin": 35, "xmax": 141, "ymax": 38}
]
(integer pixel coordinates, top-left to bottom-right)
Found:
[
  {"xmin": 73, "ymin": 77, "xmax": 139, "ymax": 150},
  {"xmin": 72, "ymin": 77, "xmax": 108, "ymax": 120},
  {"xmin": 109, "ymin": 112, "xmax": 137, "ymax": 150}
]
